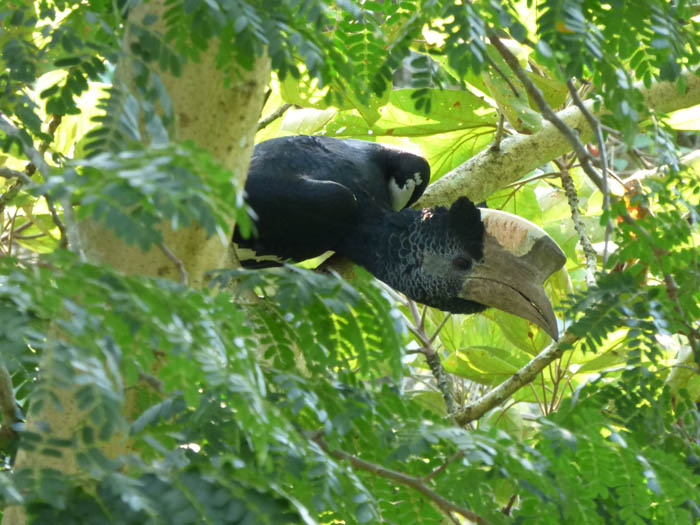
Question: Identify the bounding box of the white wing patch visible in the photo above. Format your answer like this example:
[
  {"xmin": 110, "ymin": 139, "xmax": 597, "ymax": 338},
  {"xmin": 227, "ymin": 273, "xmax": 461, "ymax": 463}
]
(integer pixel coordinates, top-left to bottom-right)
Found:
[{"xmin": 389, "ymin": 171, "xmax": 423, "ymax": 210}]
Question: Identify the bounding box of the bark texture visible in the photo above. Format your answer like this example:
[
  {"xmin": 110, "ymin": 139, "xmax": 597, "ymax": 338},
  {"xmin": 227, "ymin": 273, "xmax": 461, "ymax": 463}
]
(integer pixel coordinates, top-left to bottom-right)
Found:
[
  {"xmin": 3, "ymin": 2, "xmax": 269, "ymax": 522},
  {"xmin": 78, "ymin": 2, "xmax": 270, "ymax": 287}
]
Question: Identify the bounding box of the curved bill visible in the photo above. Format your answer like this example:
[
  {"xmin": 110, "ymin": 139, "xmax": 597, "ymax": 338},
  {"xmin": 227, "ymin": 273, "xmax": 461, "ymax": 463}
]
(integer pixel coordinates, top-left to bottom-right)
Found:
[{"xmin": 459, "ymin": 209, "xmax": 566, "ymax": 340}]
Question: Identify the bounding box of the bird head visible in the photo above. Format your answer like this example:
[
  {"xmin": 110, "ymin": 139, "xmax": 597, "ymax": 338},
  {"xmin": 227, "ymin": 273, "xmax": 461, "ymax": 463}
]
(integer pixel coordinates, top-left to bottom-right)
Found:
[
  {"xmin": 383, "ymin": 149, "xmax": 431, "ymax": 210},
  {"xmin": 413, "ymin": 197, "xmax": 566, "ymax": 340}
]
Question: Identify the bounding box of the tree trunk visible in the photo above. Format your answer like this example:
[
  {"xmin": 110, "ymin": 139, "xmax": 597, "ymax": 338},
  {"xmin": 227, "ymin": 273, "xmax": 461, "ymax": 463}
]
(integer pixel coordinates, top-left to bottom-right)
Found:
[{"xmin": 2, "ymin": 1, "xmax": 269, "ymax": 522}]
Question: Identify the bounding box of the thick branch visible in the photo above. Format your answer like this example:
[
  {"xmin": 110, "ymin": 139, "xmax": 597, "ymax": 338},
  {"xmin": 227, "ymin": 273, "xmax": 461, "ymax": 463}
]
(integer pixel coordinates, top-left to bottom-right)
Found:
[
  {"xmin": 0, "ymin": 362, "xmax": 18, "ymax": 446},
  {"xmin": 313, "ymin": 436, "xmax": 491, "ymax": 524},
  {"xmin": 0, "ymin": 167, "xmax": 34, "ymax": 185},
  {"xmin": 415, "ymin": 70, "xmax": 700, "ymax": 208},
  {"xmin": 454, "ymin": 332, "xmax": 578, "ymax": 426},
  {"xmin": 77, "ymin": 0, "xmax": 271, "ymax": 286}
]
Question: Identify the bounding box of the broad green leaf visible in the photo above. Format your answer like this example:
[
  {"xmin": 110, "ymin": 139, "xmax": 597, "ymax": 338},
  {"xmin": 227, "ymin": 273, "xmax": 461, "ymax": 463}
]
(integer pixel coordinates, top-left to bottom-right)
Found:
[
  {"xmin": 444, "ymin": 345, "xmax": 531, "ymax": 384},
  {"xmin": 665, "ymin": 104, "xmax": 700, "ymax": 131},
  {"xmin": 482, "ymin": 48, "xmax": 543, "ymax": 133},
  {"xmin": 492, "ymin": 309, "xmax": 552, "ymax": 355},
  {"xmin": 487, "ymin": 184, "xmax": 543, "ymax": 222},
  {"xmin": 526, "ymin": 70, "xmax": 568, "ymax": 109}
]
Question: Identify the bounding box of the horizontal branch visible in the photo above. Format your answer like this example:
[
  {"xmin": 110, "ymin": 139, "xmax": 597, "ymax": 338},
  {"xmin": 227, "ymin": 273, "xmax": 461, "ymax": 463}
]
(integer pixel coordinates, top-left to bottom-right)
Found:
[{"xmin": 415, "ymin": 70, "xmax": 700, "ymax": 208}]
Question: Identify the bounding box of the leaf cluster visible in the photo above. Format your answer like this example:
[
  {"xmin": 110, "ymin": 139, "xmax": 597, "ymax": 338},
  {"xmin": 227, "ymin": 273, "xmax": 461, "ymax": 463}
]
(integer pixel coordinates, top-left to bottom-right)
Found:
[{"xmin": 2, "ymin": 1, "xmax": 700, "ymax": 524}]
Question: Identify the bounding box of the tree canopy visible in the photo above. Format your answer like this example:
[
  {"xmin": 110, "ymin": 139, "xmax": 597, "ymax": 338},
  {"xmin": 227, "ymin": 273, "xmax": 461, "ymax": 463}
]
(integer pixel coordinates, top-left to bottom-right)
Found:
[{"xmin": 1, "ymin": 1, "xmax": 699, "ymax": 524}]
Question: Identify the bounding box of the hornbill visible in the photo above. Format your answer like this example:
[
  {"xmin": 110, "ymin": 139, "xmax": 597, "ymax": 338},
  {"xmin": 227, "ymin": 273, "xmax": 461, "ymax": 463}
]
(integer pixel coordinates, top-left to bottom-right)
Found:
[{"xmin": 233, "ymin": 135, "xmax": 566, "ymax": 340}]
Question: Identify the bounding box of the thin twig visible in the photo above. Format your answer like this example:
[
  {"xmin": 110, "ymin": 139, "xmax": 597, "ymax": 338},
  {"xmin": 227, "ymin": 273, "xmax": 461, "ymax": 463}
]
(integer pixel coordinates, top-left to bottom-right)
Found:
[
  {"xmin": 61, "ymin": 196, "xmax": 84, "ymax": 257},
  {"xmin": 419, "ymin": 303, "xmax": 428, "ymax": 332},
  {"xmin": 159, "ymin": 243, "xmax": 189, "ymax": 285},
  {"xmin": 47, "ymin": 197, "xmax": 68, "ymax": 249},
  {"xmin": 261, "ymin": 88, "xmax": 273, "ymax": 109},
  {"xmin": 428, "ymin": 314, "xmax": 452, "ymax": 345},
  {"xmin": 138, "ymin": 371, "xmax": 164, "ymax": 393},
  {"xmin": 257, "ymin": 103, "xmax": 292, "ymax": 131},
  {"xmin": 0, "ymin": 113, "xmax": 69, "ymax": 248},
  {"xmin": 408, "ymin": 300, "xmax": 455, "ymax": 414},
  {"xmin": 488, "ymin": 35, "xmax": 606, "ymax": 193},
  {"xmin": 312, "ymin": 435, "xmax": 491, "ymax": 525},
  {"xmin": 548, "ymin": 362, "xmax": 562, "ymax": 414},
  {"xmin": 502, "ymin": 170, "xmax": 560, "ymax": 189},
  {"xmin": 527, "ymin": 382, "xmax": 546, "ymax": 414},
  {"xmin": 555, "ymin": 159, "xmax": 597, "ymax": 286},
  {"xmin": 567, "ymin": 80, "xmax": 613, "ymax": 264},
  {"xmin": 423, "ymin": 450, "xmax": 464, "ymax": 482},
  {"xmin": 0, "ymin": 220, "xmax": 33, "ymax": 241},
  {"xmin": 654, "ymin": 253, "xmax": 699, "ymax": 355},
  {"xmin": 0, "ymin": 114, "xmax": 51, "ymax": 174},
  {"xmin": 6, "ymin": 207, "xmax": 19, "ymax": 256},
  {"xmin": 490, "ymin": 113, "xmax": 506, "ymax": 152},
  {"xmin": 540, "ymin": 372, "xmax": 549, "ymax": 415},
  {"xmin": 454, "ymin": 332, "xmax": 578, "ymax": 426},
  {"xmin": 484, "ymin": 52, "xmax": 520, "ymax": 98},
  {"xmin": 502, "ymin": 494, "xmax": 518, "ymax": 516}
]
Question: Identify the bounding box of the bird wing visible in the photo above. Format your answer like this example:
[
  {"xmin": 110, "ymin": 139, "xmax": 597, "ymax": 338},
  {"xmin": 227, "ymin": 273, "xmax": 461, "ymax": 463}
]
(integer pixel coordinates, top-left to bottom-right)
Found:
[
  {"xmin": 235, "ymin": 138, "xmax": 362, "ymax": 264},
  {"xmin": 234, "ymin": 135, "xmax": 430, "ymax": 265}
]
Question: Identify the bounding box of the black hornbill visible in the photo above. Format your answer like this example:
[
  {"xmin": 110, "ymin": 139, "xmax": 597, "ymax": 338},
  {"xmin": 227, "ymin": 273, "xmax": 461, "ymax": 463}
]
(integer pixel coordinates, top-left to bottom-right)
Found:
[{"xmin": 233, "ymin": 135, "xmax": 566, "ymax": 339}]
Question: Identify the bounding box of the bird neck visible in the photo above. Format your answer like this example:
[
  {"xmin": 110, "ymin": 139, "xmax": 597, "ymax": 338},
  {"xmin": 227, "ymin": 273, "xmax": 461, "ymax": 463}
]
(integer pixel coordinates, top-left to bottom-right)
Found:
[{"xmin": 336, "ymin": 207, "xmax": 454, "ymax": 310}]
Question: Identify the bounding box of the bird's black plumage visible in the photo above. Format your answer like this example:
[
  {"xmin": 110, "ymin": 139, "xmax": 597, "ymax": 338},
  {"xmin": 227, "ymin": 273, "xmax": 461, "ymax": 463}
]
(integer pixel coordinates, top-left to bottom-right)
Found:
[
  {"xmin": 234, "ymin": 135, "xmax": 563, "ymax": 337},
  {"xmin": 234, "ymin": 135, "xmax": 485, "ymax": 313},
  {"xmin": 234, "ymin": 135, "xmax": 430, "ymax": 263},
  {"xmin": 335, "ymin": 197, "xmax": 487, "ymax": 314}
]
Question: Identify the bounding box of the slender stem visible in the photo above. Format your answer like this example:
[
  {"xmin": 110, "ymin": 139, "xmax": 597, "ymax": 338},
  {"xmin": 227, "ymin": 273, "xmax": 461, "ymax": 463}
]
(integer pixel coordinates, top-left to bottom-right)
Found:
[
  {"xmin": 567, "ymin": 80, "xmax": 613, "ymax": 264},
  {"xmin": 540, "ymin": 372, "xmax": 549, "ymax": 415},
  {"xmin": 528, "ymin": 382, "xmax": 545, "ymax": 415},
  {"xmin": 408, "ymin": 300, "xmax": 455, "ymax": 414},
  {"xmin": 257, "ymin": 103, "xmax": 292, "ymax": 131},
  {"xmin": 429, "ymin": 314, "xmax": 451, "ymax": 345},
  {"xmin": 0, "ymin": 113, "xmax": 69, "ymax": 249},
  {"xmin": 490, "ymin": 113, "xmax": 506, "ymax": 152},
  {"xmin": 423, "ymin": 450, "xmax": 465, "ymax": 482},
  {"xmin": 556, "ymin": 159, "xmax": 597, "ymax": 285},
  {"xmin": 312, "ymin": 435, "xmax": 491, "ymax": 525},
  {"xmin": 159, "ymin": 243, "xmax": 189, "ymax": 285}
]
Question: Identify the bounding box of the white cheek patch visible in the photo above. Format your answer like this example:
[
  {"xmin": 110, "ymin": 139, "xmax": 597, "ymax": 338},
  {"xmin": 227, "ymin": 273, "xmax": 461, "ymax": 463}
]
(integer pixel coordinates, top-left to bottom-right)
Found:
[{"xmin": 389, "ymin": 171, "xmax": 423, "ymax": 210}]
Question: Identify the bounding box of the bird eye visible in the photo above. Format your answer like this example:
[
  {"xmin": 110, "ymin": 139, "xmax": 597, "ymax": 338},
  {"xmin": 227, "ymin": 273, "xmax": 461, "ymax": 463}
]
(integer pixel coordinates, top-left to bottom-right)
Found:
[{"xmin": 453, "ymin": 257, "xmax": 472, "ymax": 272}]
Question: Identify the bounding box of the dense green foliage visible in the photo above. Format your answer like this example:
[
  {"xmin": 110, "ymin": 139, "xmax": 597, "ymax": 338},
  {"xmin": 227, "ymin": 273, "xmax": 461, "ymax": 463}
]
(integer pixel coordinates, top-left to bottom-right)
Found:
[{"xmin": 1, "ymin": 1, "xmax": 699, "ymax": 524}]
